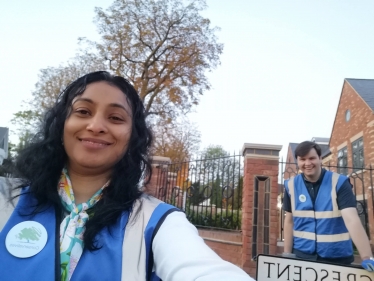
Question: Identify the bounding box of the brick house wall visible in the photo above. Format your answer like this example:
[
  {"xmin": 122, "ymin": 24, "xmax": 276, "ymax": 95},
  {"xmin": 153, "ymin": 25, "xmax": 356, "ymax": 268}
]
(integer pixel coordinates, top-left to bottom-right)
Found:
[
  {"xmin": 329, "ymin": 80, "xmax": 374, "ymax": 243},
  {"xmin": 283, "ymin": 143, "xmax": 298, "ymax": 180},
  {"xmin": 329, "ymin": 81, "xmax": 374, "ymax": 168}
]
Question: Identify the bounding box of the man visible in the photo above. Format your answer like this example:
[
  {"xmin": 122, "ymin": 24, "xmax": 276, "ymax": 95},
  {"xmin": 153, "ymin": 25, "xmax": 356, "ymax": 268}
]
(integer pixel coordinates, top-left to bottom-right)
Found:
[{"xmin": 283, "ymin": 141, "xmax": 374, "ymax": 271}]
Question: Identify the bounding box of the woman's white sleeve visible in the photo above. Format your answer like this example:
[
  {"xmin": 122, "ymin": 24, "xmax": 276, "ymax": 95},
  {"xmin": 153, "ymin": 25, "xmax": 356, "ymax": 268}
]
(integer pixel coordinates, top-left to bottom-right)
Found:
[{"xmin": 152, "ymin": 211, "xmax": 256, "ymax": 281}]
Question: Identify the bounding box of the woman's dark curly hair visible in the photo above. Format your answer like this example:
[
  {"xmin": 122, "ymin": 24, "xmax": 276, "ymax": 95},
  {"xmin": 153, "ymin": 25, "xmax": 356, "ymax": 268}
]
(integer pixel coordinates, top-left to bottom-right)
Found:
[{"xmin": 14, "ymin": 71, "xmax": 153, "ymax": 250}]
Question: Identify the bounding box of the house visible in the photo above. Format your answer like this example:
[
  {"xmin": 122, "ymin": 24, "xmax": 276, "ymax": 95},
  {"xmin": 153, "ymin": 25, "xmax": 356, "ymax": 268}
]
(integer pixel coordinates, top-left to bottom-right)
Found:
[
  {"xmin": 0, "ymin": 127, "xmax": 9, "ymax": 165},
  {"xmin": 327, "ymin": 78, "xmax": 374, "ymax": 241},
  {"xmin": 328, "ymin": 79, "xmax": 374, "ymax": 172}
]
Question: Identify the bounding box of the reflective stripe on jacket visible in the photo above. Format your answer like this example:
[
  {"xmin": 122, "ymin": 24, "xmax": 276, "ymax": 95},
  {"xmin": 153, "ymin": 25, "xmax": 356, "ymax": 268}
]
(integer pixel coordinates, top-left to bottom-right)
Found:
[
  {"xmin": 0, "ymin": 189, "xmax": 178, "ymax": 281},
  {"xmin": 284, "ymin": 171, "xmax": 353, "ymax": 258}
]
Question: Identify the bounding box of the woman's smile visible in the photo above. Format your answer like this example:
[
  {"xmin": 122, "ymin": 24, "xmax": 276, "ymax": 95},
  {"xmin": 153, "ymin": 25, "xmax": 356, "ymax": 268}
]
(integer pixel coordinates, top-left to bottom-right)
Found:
[
  {"xmin": 79, "ymin": 137, "xmax": 113, "ymax": 149},
  {"xmin": 63, "ymin": 81, "xmax": 132, "ymax": 172}
]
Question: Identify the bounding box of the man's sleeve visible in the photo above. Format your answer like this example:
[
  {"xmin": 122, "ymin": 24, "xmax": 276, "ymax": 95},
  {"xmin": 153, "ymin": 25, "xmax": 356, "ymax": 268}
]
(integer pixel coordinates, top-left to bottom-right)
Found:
[
  {"xmin": 282, "ymin": 189, "xmax": 292, "ymax": 212},
  {"xmin": 337, "ymin": 179, "xmax": 357, "ymax": 210}
]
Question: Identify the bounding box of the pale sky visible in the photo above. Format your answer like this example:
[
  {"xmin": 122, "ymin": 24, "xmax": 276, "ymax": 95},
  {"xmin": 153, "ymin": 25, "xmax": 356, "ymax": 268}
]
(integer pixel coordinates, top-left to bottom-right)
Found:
[{"xmin": 1, "ymin": 0, "xmax": 374, "ymax": 158}]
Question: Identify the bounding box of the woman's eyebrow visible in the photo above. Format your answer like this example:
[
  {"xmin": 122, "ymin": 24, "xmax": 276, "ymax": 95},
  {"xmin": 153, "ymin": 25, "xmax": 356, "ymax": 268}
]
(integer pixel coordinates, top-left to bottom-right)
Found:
[
  {"xmin": 109, "ymin": 103, "xmax": 128, "ymax": 112},
  {"xmin": 73, "ymin": 98, "xmax": 131, "ymax": 116},
  {"xmin": 72, "ymin": 97, "xmax": 93, "ymax": 104}
]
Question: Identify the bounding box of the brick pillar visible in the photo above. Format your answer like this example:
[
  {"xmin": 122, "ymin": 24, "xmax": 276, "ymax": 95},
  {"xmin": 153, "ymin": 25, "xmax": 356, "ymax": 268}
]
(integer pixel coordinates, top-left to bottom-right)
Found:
[
  {"xmin": 145, "ymin": 156, "xmax": 171, "ymax": 197},
  {"xmin": 241, "ymin": 143, "xmax": 282, "ymax": 276}
]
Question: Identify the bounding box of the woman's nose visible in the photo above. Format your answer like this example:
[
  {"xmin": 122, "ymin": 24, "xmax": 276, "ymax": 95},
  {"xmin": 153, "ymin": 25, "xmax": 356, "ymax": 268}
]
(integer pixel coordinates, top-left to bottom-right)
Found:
[{"xmin": 86, "ymin": 116, "xmax": 107, "ymax": 134}]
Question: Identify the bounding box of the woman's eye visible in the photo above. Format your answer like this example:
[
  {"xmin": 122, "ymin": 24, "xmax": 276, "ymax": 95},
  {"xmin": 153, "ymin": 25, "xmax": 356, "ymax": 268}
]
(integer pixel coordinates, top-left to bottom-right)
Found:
[
  {"xmin": 110, "ymin": 116, "xmax": 124, "ymax": 121},
  {"xmin": 75, "ymin": 109, "xmax": 90, "ymax": 115}
]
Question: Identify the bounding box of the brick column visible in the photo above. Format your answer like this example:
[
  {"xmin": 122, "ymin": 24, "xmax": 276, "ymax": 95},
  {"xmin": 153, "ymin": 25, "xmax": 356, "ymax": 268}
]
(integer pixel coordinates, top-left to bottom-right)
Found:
[
  {"xmin": 241, "ymin": 143, "xmax": 282, "ymax": 276},
  {"xmin": 145, "ymin": 156, "xmax": 171, "ymax": 197}
]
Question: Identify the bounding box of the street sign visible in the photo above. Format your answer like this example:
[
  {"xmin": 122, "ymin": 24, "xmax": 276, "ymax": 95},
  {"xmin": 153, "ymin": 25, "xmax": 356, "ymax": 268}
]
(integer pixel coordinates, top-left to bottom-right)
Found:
[{"xmin": 256, "ymin": 254, "xmax": 374, "ymax": 281}]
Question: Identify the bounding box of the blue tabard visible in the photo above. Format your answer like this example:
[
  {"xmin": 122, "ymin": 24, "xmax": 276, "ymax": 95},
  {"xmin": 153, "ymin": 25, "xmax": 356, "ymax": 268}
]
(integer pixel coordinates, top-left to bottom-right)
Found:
[
  {"xmin": 285, "ymin": 171, "xmax": 353, "ymax": 259},
  {"xmin": 0, "ymin": 190, "xmax": 177, "ymax": 281}
]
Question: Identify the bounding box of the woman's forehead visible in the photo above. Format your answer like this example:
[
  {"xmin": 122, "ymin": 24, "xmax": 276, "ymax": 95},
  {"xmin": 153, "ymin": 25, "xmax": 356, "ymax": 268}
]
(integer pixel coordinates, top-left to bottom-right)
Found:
[{"xmin": 72, "ymin": 82, "xmax": 132, "ymax": 112}]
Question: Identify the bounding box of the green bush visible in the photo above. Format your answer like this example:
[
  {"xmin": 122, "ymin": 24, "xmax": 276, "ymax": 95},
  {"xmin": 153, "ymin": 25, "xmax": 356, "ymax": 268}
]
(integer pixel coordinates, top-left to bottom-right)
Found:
[{"xmin": 185, "ymin": 208, "xmax": 242, "ymax": 230}]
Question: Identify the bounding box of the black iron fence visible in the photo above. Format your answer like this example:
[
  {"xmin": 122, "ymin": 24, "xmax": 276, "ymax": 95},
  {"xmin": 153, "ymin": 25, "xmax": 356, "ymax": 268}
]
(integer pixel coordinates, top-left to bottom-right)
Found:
[
  {"xmin": 279, "ymin": 161, "xmax": 374, "ymax": 241},
  {"xmin": 154, "ymin": 154, "xmax": 243, "ymax": 230}
]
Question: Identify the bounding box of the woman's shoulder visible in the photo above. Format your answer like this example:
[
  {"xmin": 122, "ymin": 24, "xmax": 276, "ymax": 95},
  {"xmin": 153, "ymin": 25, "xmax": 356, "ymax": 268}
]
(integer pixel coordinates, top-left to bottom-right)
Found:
[
  {"xmin": 138, "ymin": 193, "xmax": 163, "ymax": 206},
  {"xmin": 133, "ymin": 194, "xmax": 180, "ymax": 220}
]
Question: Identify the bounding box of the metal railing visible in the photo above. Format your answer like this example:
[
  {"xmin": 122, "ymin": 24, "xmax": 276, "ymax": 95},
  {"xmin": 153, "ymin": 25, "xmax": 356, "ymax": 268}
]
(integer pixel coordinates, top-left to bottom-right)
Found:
[{"xmin": 154, "ymin": 154, "xmax": 243, "ymax": 230}]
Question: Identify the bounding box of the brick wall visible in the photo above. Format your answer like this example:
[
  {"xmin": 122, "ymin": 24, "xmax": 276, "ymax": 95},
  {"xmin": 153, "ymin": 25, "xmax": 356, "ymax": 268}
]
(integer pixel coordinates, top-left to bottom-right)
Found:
[
  {"xmin": 198, "ymin": 229, "xmax": 242, "ymax": 267},
  {"xmin": 241, "ymin": 143, "xmax": 282, "ymax": 277},
  {"xmin": 145, "ymin": 156, "xmax": 171, "ymax": 197}
]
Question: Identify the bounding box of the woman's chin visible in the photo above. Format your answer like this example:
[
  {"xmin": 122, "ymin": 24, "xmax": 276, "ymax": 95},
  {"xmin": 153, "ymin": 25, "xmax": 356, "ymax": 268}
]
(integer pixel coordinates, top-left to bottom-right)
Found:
[{"xmin": 69, "ymin": 159, "xmax": 112, "ymax": 172}]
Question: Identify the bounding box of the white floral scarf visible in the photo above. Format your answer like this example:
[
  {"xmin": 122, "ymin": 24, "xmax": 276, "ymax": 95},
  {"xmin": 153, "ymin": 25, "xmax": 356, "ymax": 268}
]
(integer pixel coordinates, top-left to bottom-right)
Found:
[{"xmin": 58, "ymin": 169, "xmax": 108, "ymax": 281}]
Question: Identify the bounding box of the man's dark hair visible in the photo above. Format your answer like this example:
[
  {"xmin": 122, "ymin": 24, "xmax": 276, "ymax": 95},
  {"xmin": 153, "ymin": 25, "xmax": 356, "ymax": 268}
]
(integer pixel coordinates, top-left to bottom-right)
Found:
[
  {"xmin": 13, "ymin": 71, "xmax": 153, "ymax": 251},
  {"xmin": 295, "ymin": 141, "xmax": 322, "ymax": 158}
]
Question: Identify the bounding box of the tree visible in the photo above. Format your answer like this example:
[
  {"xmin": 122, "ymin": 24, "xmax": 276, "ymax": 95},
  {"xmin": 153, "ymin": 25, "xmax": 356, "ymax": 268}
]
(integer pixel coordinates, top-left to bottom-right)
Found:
[
  {"xmin": 199, "ymin": 145, "xmax": 242, "ymax": 209},
  {"xmin": 13, "ymin": 131, "xmax": 35, "ymax": 155},
  {"xmin": 92, "ymin": 0, "xmax": 222, "ymax": 119},
  {"xmin": 12, "ymin": 0, "xmax": 222, "ymax": 159},
  {"xmin": 230, "ymin": 176, "xmax": 243, "ymax": 210},
  {"xmin": 198, "ymin": 145, "xmax": 229, "ymax": 208},
  {"xmin": 188, "ymin": 181, "xmax": 205, "ymax": 205},
  {"xmin": 151, "ymin": 118, "xmax": 201, "ymax": 162},
  {"xmin": 201, "ymin": 145, "xmax": 229, "ymax": 159},
  {"xmin": 11, "ymin": 53, "xmax": 107, "ymax": 135}
]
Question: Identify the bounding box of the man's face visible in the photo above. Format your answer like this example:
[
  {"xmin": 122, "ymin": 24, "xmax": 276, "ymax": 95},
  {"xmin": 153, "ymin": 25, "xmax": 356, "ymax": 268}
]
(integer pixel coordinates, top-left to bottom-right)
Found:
[{"xmin": 297, "ymin": 148, "xmax": 322, "ymax": 181}]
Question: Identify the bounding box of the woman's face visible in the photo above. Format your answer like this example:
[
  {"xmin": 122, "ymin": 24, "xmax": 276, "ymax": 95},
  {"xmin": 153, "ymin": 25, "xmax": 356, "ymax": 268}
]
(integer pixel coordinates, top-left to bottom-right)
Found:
[{"xmin": 63, "ymin": 81, "xmax": 132, "ymax": 173}]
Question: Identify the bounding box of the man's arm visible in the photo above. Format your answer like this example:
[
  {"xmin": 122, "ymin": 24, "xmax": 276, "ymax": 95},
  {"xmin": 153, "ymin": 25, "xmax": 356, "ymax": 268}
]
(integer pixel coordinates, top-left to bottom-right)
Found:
[
  {"xmin": 283, "ymin": 211, "xmax": 294, "ymax": 253},
  {"xmin": 341, "ymin": 207, "xmax": 372, "ymax": 260},
  {"xmin": 337, "ymin": 179, "xmax": 372, "ymax": 260},
  {"xmin": 282, "ymin": 189, "xmax": 292, "ymax": 213},
  {"xmin": 282, "ymin": 188, "xmax": 293, "ymax": 253}
]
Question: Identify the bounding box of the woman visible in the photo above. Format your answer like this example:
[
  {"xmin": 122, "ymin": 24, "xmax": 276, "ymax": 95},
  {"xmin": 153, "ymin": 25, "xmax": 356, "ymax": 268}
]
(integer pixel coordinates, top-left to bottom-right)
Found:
[{"xmin": 0, "ymin": 71, "xmax": 254, "ymax": 281}]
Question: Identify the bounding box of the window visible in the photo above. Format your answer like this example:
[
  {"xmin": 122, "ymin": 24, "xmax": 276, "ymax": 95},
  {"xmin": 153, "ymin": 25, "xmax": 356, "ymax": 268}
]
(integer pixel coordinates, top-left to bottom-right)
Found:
[
  {"xmin": 337, "ymin": 147, "xmax": 348, "ymax": 175},
  {"xmin": 345, "ymin": 109, "xmax": 351, "ymax": 122},
  {"xmin": 0, "ymin": 138, "xmax": 4, "ymax": 150},
  {"xmin": 352, "ymin": 138, "xmax": 364, "ymax": 170}
]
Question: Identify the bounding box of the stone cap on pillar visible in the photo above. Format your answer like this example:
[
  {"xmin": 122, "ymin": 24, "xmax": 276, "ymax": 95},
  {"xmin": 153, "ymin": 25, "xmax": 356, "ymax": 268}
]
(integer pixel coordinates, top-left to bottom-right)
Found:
[
  {"xmin": 242, "ymin": 143, "xmax": 282, "ymax": 159},
  {"xmin": 150, "ymin": 156, "xmax": 171, "ymax": 167}
]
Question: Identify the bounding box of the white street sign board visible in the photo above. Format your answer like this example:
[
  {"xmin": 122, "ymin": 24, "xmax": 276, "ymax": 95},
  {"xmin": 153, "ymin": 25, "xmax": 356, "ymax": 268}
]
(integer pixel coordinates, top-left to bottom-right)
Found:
[{"xmin": 257, "ymin": 254, "xmax": 374, "ymax": 281}]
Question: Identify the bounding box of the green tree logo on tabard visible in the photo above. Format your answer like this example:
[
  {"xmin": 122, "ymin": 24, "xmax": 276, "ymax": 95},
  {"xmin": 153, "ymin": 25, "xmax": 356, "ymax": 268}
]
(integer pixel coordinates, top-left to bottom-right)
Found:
[{"xmin": 16, "ymin": 227, "xmax": 42, "ymax": 243}]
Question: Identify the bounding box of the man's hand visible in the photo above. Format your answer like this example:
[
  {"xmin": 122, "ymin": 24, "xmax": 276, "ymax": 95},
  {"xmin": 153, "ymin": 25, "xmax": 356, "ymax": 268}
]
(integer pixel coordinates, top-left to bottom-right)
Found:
[
  {"xmin": 361, "ymin": 258, "xmax": 374, "ymax": 271},
  {"xmin": 341, "ymin": 208, "xmax": 373, "ymax": 262}
]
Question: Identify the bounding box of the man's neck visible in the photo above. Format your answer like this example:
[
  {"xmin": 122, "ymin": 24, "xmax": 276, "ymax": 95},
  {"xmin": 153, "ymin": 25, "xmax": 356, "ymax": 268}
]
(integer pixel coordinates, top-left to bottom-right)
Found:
[{"xmin": 304, "ymin": 169, "xmax": 322, "ymax": 183}]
